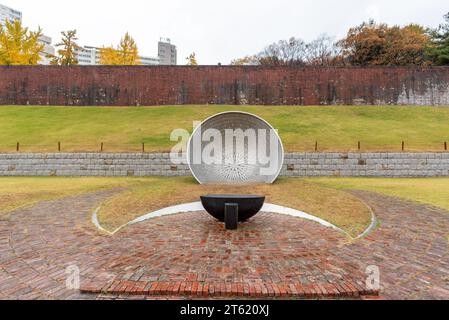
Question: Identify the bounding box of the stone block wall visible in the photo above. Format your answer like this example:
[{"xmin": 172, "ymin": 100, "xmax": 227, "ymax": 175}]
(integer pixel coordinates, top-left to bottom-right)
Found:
[
  {"xmin": 0, "ymin": 153, "xmax": 189, "ymax": 177},
  {"xmin": 0, "ymin": 152, "xmax": 448, "ymax": 177},
  {"xmin": 282, "ymin": 153, "xmax": 449, "ymax": 177}
]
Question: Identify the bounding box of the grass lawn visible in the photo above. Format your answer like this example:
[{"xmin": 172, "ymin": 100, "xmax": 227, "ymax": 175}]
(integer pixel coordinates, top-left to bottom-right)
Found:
[
  {"xmin": 0, "ymin": 176, "xmax": 372, "ymax": 237},
  {"xmin": 0, "ymin": 177, "xmax": 147, "ymax": 217},
  {"xmin": 2, "ymin": 176, "xmax": 449, "ymax": 237},
  {"xmin": 0, "ymin": 105, "xmax": 449, "ymax": 152},
  {"xmin": 96, "ymin": 177, "xmax": 372, "ymax": 237},
  {"xmin": 309, "ymin": 177, "xmax": 449, "ymax": 213}
]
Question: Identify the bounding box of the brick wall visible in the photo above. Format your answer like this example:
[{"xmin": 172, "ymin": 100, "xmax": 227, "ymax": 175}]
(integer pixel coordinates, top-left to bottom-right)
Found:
[
  {"xmin": 0, "ymin": 66, "xmax": 448, "ymax": 106},
  {"xmin": 1, "ymin": 152, "xmax": 448, "ymax": 177}
]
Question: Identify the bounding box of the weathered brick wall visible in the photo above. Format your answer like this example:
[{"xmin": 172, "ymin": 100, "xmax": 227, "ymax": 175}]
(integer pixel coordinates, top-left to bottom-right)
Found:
[
  {"xmin": 1, "ymin": 152, "xmax": 448, "ymax": 177},
  {"xmin": 0, "ymin": 66, "xmax": 448, "ymax": 106}
]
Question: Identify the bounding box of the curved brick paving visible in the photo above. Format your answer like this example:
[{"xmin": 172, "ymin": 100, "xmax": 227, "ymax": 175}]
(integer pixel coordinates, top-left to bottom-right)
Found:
[
  {"xmin": 0, "ymin": 189, "xmax": 447, "ymax": 300},
  {"xmin": 345, "ymin": 190, "xmax": 449, "ymax": 299},
  {"xmin": 85, "ymin": 213, "xmax": 369, "ymax": 298}
]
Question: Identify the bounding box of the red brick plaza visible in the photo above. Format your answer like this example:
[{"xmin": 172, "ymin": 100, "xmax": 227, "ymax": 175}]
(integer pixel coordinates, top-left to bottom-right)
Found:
[{"xmin": 0, "ymin": 189, "xmax": 448, "ymax": 300}]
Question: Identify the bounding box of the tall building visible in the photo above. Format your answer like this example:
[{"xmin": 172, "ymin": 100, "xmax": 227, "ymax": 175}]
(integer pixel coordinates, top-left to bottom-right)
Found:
[
  {"xmin": 75, "ymin": 46, "xmax": 101, "ymax": 65},
  {"xmin": 158, "ymin": 38, "xmax": 177, "ymax": 65},
  {"xmin": 0, "ymin": 3, "xmax": 22, "ymax": 26}
]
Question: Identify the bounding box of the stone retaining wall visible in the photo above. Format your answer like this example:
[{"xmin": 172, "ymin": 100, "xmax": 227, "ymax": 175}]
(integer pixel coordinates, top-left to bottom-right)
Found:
[{"xmin": 1, "ymin": 152, "xmax": 448, "ymax": 177}]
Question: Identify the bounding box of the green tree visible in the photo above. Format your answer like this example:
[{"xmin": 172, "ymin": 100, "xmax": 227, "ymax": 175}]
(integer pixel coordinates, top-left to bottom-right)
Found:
[
  {"xmin": 51, "ymin": 30, "xmax": 81, "ymax": 65},
  {"xmin": 427, "ymin": 13, "xmax": 449, "ymax": 65},
  {"xmin": 0, "ymin": 19, "xmax": 44, "ymax": 65}
]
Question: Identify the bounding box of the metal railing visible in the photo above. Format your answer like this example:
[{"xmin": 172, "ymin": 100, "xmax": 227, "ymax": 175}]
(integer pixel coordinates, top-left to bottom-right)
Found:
[{"xmin": 0, "ymin": 141, "xmax": 447, "ymax": 153}]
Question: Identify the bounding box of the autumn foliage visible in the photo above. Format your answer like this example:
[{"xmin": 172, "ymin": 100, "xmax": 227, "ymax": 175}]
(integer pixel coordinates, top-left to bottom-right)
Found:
[
  {"xmin": 0, "ymin": 20, "xmax": 43, "ymax": 65},
  {"xmin": 338, "ymin": 21, "xmax": 430, "ymax": 66},
  {"xmin": 186, "ymin": 52, "xmax": 198, "ymax": 65},
  {"xmin": 100, "ymin": 33, "xmax": 140, "ymax": 65},
  {"xmin": 51, "ymin": 30, "xmax": 81, "ymax": 65},
  {"xmin": 232, "ymin": 13, "xmax": 449, "ymax": 66},
  {"xmin": 1, "ymin": 11, "xmax": 448, "ymax": 66}
]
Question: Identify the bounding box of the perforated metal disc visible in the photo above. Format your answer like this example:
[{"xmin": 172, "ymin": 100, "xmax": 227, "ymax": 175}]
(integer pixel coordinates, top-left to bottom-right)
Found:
[{"xmin": 187, "ymin": 112, "xmax": 284, "ymax": 185}]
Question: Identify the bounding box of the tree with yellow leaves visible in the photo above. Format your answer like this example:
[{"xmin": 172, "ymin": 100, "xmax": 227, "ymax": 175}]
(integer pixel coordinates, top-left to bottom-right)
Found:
[
  {"xmin": 118, "ymin": 33, "xmax": 139, "ymax": 65},
  {"xmin": 230, "ymin": 55, "xmax": 258, "ymax": 65},
  {"xmin": 99, "ymin": 47, "xmax": 120, "ymax": 65},
  {"xmin": 186, "ymin": 52, "xmax": 198, "ymax": 65},
  {"xmin": 99, "ymin": 32, "xmax": 140, "ymax": 65},
  {"xmin": 0, "ymin": 19, "xmax": 44, "ymax": 65},
  {"xmin": 51, "ymin": 30, "xmax": 81, "ymax": 65}
]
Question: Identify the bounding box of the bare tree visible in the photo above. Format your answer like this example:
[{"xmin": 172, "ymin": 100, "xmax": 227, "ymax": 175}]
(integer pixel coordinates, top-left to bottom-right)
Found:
[
  {"xmin": 304, "ymin": 34, "xmax": 341, "ymax": 66},
  {"xmin": 257, "ymin": 37, "xmax": 307, "ymax": 66},
  {"xmin": 230, "ymin": 35, "xmax": 345, "ymax": 66}
]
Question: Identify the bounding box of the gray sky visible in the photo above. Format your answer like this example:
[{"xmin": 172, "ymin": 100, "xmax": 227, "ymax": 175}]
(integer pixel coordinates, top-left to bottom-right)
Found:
[{"xmin": 3, "ymin": 0, "xmax": 448, "ymax": 64}]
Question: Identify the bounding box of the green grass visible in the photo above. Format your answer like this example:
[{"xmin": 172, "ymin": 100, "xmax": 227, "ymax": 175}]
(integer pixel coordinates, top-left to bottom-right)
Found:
[
  {"xmin": 0, "ymin": 105, "xmax": 449, "ymax": 152},
  {"xmin": 309, "ymin": 177, "xmax": 449, "ymax": 212}
]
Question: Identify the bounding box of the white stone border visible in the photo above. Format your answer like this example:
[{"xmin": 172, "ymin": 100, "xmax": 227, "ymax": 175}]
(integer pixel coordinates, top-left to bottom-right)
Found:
[{"xmin": 92, "ymin": 202, "xmax": 377, "ymax": 240}]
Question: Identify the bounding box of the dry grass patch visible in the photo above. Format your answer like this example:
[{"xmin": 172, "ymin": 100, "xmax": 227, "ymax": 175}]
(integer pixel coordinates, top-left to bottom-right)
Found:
[
  {"xmin": 0, "ymin": 177, "xmax": 147, "ymax": 217},
  {"xmin": 97, "ymin": 177, "xmax": 372, "ymax": 237},
  {"xmin": 309, "ymin": 177, "xmax": 449, "ymax": 213}
]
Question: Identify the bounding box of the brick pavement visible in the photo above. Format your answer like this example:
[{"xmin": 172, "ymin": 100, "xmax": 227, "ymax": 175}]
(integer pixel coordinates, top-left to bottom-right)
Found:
[{"xmin": 0, "ymin": 189, "xmax": 447, "ymax": 300}]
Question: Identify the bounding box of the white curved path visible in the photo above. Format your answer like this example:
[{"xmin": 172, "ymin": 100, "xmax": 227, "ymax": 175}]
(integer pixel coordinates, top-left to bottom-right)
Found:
[{"xmin": 93, "ymin": 202, "xmax": 376, "ymax": 240}]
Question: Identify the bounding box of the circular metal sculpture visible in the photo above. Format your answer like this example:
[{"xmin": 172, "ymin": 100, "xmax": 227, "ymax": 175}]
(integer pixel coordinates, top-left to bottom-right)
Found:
[{"xmin": 187, "ymin": 112, "xmax": 284, "ymax": 185}]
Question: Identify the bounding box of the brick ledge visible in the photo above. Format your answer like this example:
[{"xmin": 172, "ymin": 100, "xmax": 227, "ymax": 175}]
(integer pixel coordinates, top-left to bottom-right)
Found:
[{"xmin": 80, "ymin": 280, "xmax": 379, "ymax": 299}]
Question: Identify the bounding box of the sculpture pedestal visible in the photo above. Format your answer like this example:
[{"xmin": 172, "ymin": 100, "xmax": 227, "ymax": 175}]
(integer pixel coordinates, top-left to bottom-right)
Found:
[
  {"xmin": 224, "ymin": 203, "xmax": 239, "ymax": 230},
  {"xmin": 200, "ymin": 195, "xmax": 265, "ymax": 230}
]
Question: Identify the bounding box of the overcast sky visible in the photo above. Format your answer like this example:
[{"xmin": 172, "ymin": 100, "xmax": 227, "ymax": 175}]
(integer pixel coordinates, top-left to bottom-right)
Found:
[{"xmin": 3, "ymin": 0, "xmax": 448, "ymax": 64}]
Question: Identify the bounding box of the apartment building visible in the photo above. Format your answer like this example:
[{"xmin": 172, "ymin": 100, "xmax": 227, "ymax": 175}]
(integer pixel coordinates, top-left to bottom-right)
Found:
[
  {"xmin": 0, "ymin": 3, "xmax": 22, "ymax": 26},
  {"xmin": 158, "ymin": 38, "xmax": 177, "ymax": 65},
  {"xmin": 75, "ymin": 46, "xmax": 160, "ymax": 65}
]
